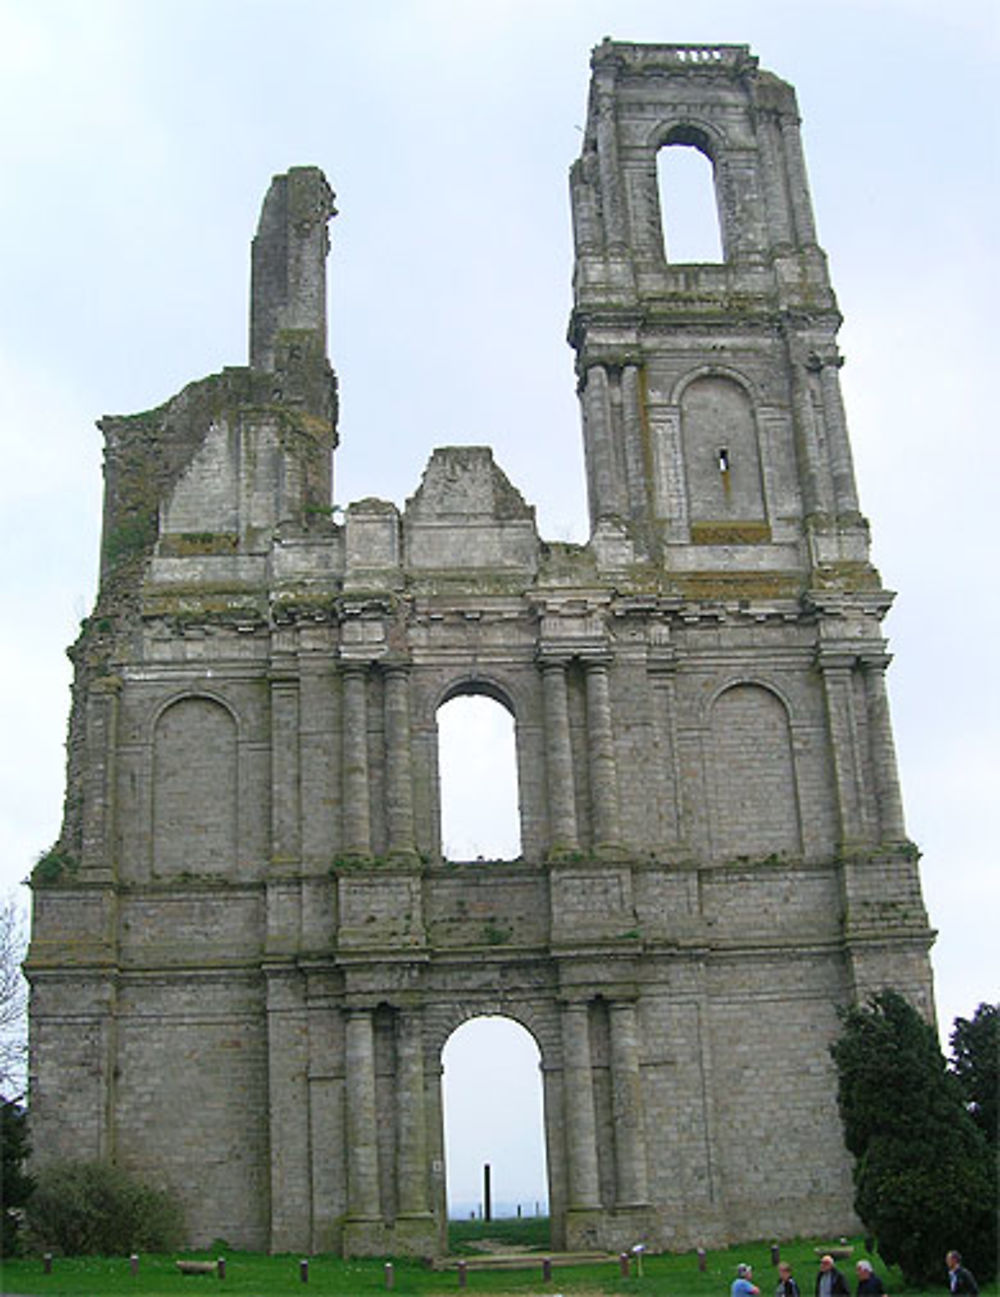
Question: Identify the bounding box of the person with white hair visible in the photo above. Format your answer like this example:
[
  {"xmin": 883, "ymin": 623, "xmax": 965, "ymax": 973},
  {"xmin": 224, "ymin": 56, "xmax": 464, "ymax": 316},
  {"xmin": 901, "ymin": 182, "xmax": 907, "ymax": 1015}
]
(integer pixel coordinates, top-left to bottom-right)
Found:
[
  {"xmin": 855, "ymin": 1259, "xmax": 888, "ymax": 1296},
  {"xmin": 815, "ymin": 1254, "xmax": 850, "ymax": 1297}
]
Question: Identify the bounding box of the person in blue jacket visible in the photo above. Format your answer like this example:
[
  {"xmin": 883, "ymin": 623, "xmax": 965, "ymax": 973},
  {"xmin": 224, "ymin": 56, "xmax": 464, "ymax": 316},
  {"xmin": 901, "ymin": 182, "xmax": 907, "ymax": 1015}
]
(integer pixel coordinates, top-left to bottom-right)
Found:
[{"xmin": 733, "ymin": 1262, "xmax": 761, "ymax": 1297}]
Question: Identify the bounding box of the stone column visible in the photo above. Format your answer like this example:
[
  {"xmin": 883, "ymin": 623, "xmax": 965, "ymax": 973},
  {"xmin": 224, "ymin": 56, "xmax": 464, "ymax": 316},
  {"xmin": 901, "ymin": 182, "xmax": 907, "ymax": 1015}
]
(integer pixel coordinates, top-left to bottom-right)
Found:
[
  {"xmin": 341, "ymin": 664, "xmax": 371, "ymax": 856},
  {"xmin": 560, "ymin": 1002, "xmax": 601, "ymax": 1210},
  {"xmin": 608, "ymin": 999, "xmax": 648, "ymax": 1207},
  {"xmin": 818, "ymin": 651, "xmax": 866, "ymax": 849},
  {"xmin": 816, "ymin": 355, "xmax": 860, "ymax": 516},
  {"xmin": 861, "ymin": 653, "xmax": 907, "ymax": 843},
  {"xmin": 584, "ymin": 659, "xmax": 621, "ymax": 851},
  {"xmin": 395, "ymin": 1010, "xmax": 430, "ymax": 1217},
  {"xmin": 541, "ymin": 659, "xmax": 579, "ymax": 853},
  {"xmin": 344, "ymin": 1008, "xmax": 380, "ymax": 1220},
  {"xmin": 383, "ymin": 664, "xmax": 416, "ymax": 858}
]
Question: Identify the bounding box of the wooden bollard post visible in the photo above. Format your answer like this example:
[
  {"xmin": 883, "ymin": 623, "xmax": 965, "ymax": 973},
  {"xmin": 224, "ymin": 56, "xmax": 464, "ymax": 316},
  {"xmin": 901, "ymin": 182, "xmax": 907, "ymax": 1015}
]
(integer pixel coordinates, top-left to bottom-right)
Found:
[
  {"xmin": 542, "ymin": 1255, "xmax": 552, "ymax": 1281},
  {"xmin": 43, "ymin": 1254, "xmax": 53, "ymax": 1275},
  {"xmin": 698, "ymin": 1247, "xmax": 707, "ymax": 1272},
  {"xmin": 300, "ymin": 1257, "xmax": 309, "ymax": 1283},
  {"xmin": 619, "ymin": 1251, "xmax": 630, "ymax": 1276},
  {"xmin": 217, "ymin": 1256, "xmax": 226, "ymax": 1279},
  {"xmin": 457, "ymin": 1258, "xmax": 468, "ymax": 1288},
  {"xmin": 385, "ymin": 1261, "xmax": 394, "ymax": 1289},
  {"xmin": 130, "ymin": 1253, "xmax": 139, "ymax": 1276}
]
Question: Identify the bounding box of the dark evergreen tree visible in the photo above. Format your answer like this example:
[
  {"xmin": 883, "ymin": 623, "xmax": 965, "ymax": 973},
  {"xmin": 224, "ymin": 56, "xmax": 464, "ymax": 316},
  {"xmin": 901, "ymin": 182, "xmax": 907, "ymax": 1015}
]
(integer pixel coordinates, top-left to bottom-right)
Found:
[
  {"xmin": 1, "ymin": 1097, "xmax": 33, "ymax": 1256},
  {"xmin": 950, "ymin": 1002, "xmax": 998, "ymax": 1147},
  {"xmin": 830, "ymin": 989, "xmax": 996, "ymax": 1286}
]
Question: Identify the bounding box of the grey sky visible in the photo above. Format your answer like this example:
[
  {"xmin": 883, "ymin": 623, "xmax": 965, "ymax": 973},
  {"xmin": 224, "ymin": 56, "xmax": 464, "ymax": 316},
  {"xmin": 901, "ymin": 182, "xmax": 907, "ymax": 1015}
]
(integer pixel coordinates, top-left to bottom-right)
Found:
[{"xmin": 1, "ymin": 0, "xmax": 996, "ymax": 1203}]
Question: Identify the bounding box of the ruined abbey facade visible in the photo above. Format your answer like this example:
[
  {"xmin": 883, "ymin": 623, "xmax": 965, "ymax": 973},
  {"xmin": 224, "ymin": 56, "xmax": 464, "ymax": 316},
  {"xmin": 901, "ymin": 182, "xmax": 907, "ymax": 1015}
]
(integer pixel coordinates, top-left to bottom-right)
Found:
[{"xmin": 28, "ymin": 43, "xmax": 935, "ymax": 1256}]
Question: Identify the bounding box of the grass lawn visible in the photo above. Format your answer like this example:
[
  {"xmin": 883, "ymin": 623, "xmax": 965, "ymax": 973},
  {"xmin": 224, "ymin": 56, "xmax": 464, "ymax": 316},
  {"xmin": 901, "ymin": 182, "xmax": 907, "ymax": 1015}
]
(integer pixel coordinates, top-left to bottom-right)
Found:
[{"xmin": 2, "ymin": 1229, "xmax": 994, "ymax": 1296}]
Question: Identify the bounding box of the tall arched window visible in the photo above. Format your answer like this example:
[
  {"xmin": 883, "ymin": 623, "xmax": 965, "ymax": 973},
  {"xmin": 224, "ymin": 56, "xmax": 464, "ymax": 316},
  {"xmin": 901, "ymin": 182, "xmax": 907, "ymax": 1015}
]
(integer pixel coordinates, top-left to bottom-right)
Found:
[
  {"xmin": 657, "ymin": 142, "xmax": 723, "ymax": 263},
  {"xmin": 709, "ymin": 683, "xmax": 802, "ymax": 860},
  {"xmin": 441, "ymin": 1016, "xmax": 548, "ymax": 1222},
  {"xmin": 437, "ymin": 693, "xmax": 520, "ymax": 861},
  {"xmin": 152, "ymin": 696, "xmax": 237, "ymax": 876}
]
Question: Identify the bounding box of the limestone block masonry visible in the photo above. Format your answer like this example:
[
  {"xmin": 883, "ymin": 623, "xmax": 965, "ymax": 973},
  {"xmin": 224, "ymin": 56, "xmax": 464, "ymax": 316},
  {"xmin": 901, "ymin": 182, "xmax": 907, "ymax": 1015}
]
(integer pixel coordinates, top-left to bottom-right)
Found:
[{"xmin": 27, "ymin": 45, "xmax": 935, "ymax": 1258}]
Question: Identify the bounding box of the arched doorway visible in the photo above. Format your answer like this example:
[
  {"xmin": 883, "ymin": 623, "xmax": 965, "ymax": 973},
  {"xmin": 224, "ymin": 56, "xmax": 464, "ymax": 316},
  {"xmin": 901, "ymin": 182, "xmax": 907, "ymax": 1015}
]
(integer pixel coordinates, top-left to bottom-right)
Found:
[{"xmin": 440, "ymin": 1016, "xmax": 549, "ymax": 1233}]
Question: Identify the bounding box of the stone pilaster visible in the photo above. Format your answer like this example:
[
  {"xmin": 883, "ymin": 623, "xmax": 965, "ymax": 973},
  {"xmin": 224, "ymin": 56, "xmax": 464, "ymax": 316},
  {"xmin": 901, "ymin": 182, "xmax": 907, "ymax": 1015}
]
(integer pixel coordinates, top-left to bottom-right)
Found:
[
  {"xmin": 540, "ymin": 659, "xmax": 579, "ymax": 854},
  {"xmin": 860, "ymin": 653, "xmax": 907, "ymax": 843},
  {"xmin": 341, "ymin": 664, "xmax": 371, "ymax": 857},
  {"xmin": 267, "ymin": 969, "xmax": 310, "ymax": 1252},
  {"xmin": 560, "ymin": 1002, "xmax": 601, "ymax": 1211},
  {"xmin": 815, "ymin": 353, "xmax": 860, "ymax": 517},
  {"xmin": 384, "ymin": 664, "xmax": 416, "ymax": 859},
  {"xmin": 582, "ymin": 366, "xmax": 627, "ymax": 527},
  {"xmin": 395, "ymin": 1010, "xmax": 430, "ymax": 1218},
  {"xmin": 777, "ymin": 111, "xmax": 817, "ymax": 247},
  {"xmin": 344, "ymin": 1008, "xmax": 380, "ymax": 1220},
  {"xmin": 270, "ymin": 673, "xmax": 301, "ymax": 868},
  {"xmin": 608, "ymin": 999, "xmax": 648, "ymax": 1208},
  {"xmin": 81, "ymin": 677, "xmax": 120, "ymax": 879},
  {"xmin": 818, "ymin": 651, "xmax": 867, "ymax": 850},
  {"xmin": 583, "ymin": 659, "xmax": 621, "ymax": 852}
]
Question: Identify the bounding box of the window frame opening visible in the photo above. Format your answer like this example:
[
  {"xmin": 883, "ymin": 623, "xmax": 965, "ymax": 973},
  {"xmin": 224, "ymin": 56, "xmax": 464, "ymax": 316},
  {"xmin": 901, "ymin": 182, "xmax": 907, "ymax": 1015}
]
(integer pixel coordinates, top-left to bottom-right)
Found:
[
  {"xmin": 435, "ymin": 687, "xmax": 522, "ymax": 864},
  {"xmin": 656, "ymin": 135, "xmax": 724, "ymax": 265}
]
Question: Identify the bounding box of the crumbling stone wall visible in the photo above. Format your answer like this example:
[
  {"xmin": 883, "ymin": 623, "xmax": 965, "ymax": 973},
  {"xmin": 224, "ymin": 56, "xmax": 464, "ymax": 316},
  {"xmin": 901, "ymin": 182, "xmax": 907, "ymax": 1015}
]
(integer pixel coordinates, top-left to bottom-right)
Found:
[{"xmin": 28, "ymin": 48, "xmax": 934, "ymax": 1259}]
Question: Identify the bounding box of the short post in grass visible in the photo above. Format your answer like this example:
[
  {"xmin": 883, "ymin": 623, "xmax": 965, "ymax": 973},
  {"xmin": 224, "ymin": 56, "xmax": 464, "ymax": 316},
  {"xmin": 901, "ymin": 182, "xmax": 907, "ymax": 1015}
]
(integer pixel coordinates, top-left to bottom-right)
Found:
[
  {"xmin": 697, "ymin": 1248, "xmax": 707, "ymax": 1272},
  {"xmin": 130, "ymin": 1253, "xmax": 139, "ymax": 1276},
  {"xmin": 542, "ymin": 1256, "xmax": 552, "ymax": 1281},
  {"xmin": 771, "ymin": 1242, "xmax": 780, "ymax": 1266},
  {"xmin": 619, "ymin": 1252, "xmax": 630, "ymax": 1276},
  {"xmin": 633, "ymin": 1244, "xmax": 646, "ymax": 1277},
  {"xmin": 457, "ymin": 1258, "xmax": 468, "ymax": 1288},
  {"xmin": 300, "ymin": 1258, "xmax": 309, "ymax": 1283},
  {"xmin": 217, "ymin": 1256, "xmax": 226, "ymax": 1279},
  {"xmin": 43, "ymin": 1253, "xmax": 52, "ymax": 1275},
  {"xmin": 385, "ymin": 1261, "xmax": 394, "ymax": 1289}
]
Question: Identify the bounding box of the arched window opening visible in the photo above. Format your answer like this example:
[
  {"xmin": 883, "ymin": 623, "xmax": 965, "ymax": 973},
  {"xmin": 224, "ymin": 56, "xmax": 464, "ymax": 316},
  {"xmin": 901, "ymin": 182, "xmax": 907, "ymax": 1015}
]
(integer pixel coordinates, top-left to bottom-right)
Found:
[
  {"xmin": 441, "ymin": 1016, "xmax": 549, "ymax": 1225},
  {"xmin": 657, "ymin": 143, "xmax": 723, "ymax": 263},
  {"xmin": 437, "ymin": 693, "xmax": 520, "ymax": 862}
]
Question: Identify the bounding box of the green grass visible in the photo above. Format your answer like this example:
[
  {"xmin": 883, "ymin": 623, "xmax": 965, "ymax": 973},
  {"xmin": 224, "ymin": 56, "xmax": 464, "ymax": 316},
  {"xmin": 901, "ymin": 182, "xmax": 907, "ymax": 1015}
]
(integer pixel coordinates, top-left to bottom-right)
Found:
[{"xmin": 2, "ymin": 1231, "xmax": 995, "ymax": 1296}]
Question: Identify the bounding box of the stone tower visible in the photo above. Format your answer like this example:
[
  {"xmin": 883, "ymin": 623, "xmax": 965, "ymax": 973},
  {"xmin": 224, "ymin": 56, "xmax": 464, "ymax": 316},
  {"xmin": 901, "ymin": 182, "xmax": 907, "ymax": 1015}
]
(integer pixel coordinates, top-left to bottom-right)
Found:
[{"xmin": 27, "ymin": 46, "xmax": 934, "ymax": 1257}]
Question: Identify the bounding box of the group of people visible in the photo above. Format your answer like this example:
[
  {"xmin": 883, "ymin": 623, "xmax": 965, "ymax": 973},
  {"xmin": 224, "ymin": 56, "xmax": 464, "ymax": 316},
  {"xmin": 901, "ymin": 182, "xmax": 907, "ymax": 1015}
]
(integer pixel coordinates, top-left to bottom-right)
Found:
[{"xmin": 730, "ymin": 1249, "xmax": 979, "ymax": 1297}]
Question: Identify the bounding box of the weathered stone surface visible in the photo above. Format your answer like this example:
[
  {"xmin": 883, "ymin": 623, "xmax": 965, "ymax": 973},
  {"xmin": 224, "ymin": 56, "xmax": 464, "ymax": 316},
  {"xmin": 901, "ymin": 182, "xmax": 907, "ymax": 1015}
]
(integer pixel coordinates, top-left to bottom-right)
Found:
[{"xmin": 28, "ymin": 47, "xmax": 934, "ymax": 1260}]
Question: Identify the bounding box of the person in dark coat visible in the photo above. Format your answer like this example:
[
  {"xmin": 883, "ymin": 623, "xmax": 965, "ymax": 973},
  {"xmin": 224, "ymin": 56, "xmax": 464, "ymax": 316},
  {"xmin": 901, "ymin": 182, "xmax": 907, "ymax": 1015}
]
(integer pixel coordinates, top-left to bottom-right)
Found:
[
  {"xmin": 815, "ymin": 1255, "xmax": 850, "ymax": 1297},
  {"xmin": 946, "ymin": 1251, "xmax": 979, "ymax": 1295},
  {"xmin": 777, "ymin": 1261, "xmax": 801, "ymax": 1297},
  {"xmin": 855, "ymin": 1259, "xmax": 887, "ymax": 1296}
]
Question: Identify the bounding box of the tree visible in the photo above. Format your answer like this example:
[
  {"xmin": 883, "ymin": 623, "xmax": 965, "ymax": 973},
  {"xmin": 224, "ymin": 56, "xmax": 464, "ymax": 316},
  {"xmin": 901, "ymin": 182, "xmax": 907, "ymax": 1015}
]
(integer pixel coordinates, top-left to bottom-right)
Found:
[
  {"xmin": 0, "ymin": 891, "xmax": 28, "ymax": 1099},
  {"xmin": 830, "ymin": 989, "xmax": 996, "ymax": 1285},
  {"xmin": 950, "ymin": 1002, "xmax": 998, "ymax": 1147},
  {"xmin": 1, "ymin": 1097, "xmax": 32, "ymax": 1256}
]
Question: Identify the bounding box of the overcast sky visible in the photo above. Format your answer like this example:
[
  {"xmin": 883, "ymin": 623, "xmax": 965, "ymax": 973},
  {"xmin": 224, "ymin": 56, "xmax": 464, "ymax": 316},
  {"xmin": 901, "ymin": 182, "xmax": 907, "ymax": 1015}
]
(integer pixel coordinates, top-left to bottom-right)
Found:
[{"xmin": 1, "ymin": 0, "xmax": 996, "ymax": 1208}]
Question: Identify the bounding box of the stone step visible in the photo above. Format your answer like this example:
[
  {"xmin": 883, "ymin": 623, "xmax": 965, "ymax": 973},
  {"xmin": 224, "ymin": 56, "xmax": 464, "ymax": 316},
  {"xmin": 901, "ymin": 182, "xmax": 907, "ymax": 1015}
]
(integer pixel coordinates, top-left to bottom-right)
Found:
[{"xmin": 434, "ymin": 1250, "xmax": 618, "ymax": 1271}]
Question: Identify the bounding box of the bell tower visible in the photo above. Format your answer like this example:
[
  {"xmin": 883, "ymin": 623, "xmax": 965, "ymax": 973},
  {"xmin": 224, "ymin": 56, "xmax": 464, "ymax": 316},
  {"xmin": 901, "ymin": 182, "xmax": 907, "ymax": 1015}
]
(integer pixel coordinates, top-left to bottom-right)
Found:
[{"xmin": 569, "ymin": 40, "xmax": 868, "ymax": 579}]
